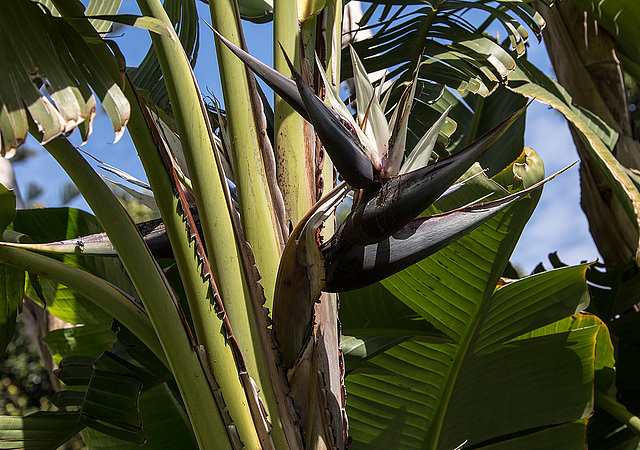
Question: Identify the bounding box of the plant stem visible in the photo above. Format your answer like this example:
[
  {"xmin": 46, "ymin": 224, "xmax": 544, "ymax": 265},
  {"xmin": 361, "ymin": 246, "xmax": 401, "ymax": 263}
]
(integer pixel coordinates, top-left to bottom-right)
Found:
[
  {"xmin": 125, "ymin": 80, "xmax": 265, "ymax": 448},
  {"xmin": 42, "ymin": 136, "xmax": 229, "ymax": 450},
  {"xmin": 274, "ymin": 0, "xmax": 316, "ymax": 226},
  {"xmin": 595, "ymin": 390, "xmax": 640, "ymax": 436},
  {"xmin": 135, "ymin": 1, "xmax": 287, "ymax": 446},
  {"xmin": 209, "ymin": 0, "xmax": 283, "ymax": 309}
]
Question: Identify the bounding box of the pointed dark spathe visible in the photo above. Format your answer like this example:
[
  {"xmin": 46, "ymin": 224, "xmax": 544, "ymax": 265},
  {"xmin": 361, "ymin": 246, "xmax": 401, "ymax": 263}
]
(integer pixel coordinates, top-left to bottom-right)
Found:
[
  {"xmin": 212, "ymin": 26, "xmax": 376, "ymax": 189},
  {"xmin": 210, "ymin": 26, "xmax": 309, "ymax": 121},
  {"xmin": 322, "ymin": 202, "xmax": 516, "ymax": 292},
  {"xmin": 322, "ymin": 169, "xmax": 558, "ymax": 292},
  {"xmin": 280, "ymin": 48, "xmax": 376, "ymax": 189},
  {"xmin": 337, "ymin": 107, "xmax": 526, "ymax": 245}
]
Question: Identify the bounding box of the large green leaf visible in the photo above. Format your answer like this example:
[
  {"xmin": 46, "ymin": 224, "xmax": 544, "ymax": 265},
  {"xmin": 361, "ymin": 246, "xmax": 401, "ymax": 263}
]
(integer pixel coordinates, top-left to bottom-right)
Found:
[
  {"xmin": 480, "ymin": 420, "xmax": 587, "ymax": 449},
  {"xmin": 343, "ymin": 152, "xmax": 610, "ymax": 448},
  {"xmin": 0, "ymin": 0, "xmax": 129, "ymax": 155},
  {"xmin": 577, "ymin": 261, "xmax": 640, "ymax": 447},
  {"xmin": 51, "ymin": 352, "xmax": 197, "ymax": 448},
  {"xmin": 506, "ymin": 57, "xmax": 640, "ymax": 241},
  {"xmin": 340, "ymin": 283, "xmax": 451, "ymax": 372},
  {"xmin": 85, "ymin": 0, "xmax": 123, "ymax": 34},
  {"xmin": 80, "ymin": 382, "xmax": 197, "ymax": 449},
  {"xmin": 0, "ymin": 412, "xmax": 85, "ymax": 449},
  {"xmin": 0, "ymin": 350, "xmax": 193, "ymax": 449},
  {"xmin": 53, "ymin": 353, "xmax": 148, "ymax": 444},
  {"xmin": 0, "ymin": 264, "xmax": 24, "ymax": 357},
  {"xmin": 43, "ymin": 322, "xmax": 116, "ymax": 365},
  {"xmin": 237, "ymin": 0, "xmax": 273, "ymax": 23},
  {"xmin": 344, "ymin": 1, "xmax": 544, "ymax": 97},
  {"xmin": 41, "ymin": 319, "xmax": 193, "ymax": 448}
]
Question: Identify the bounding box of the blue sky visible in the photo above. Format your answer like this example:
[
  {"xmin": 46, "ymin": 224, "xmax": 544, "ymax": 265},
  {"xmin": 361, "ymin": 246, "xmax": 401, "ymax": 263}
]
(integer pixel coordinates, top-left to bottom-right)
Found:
[{"xmin": 11, "ymin": 2, "xmax": 601, "ymax": 275}]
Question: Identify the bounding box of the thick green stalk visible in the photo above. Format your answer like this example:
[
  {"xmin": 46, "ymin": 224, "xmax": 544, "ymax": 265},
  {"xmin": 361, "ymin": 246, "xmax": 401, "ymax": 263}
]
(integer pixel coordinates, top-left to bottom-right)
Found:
[
  {"xmin": 209, "ymin": 0, "xmax": 282, "ymax": 310},
  {"xmin": 135, "ymin": 1, "xmax": 286, "ymax": 446},
  {"xmin": 0, "ymin": 244, "xmax": 165, "ymax": 367},
  {"xmin": 274, "ymin": 0, "xmax": 315, "ymax": 225},
  {"xmin": 125, "ymin": 81, "xmax": 264, "ymax": 448},
  {"xmin": 42, "ymin": 137, "xmax": 228, "ymax": 450},
  {"xmin": 595, "ymin": 391, "xmax": 640, "ymax": 436}
]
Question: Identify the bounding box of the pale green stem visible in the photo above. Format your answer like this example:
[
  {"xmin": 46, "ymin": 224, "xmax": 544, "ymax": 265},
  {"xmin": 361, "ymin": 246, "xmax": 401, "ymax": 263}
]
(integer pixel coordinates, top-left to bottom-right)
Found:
[
  {"xmin": 274, "ymin": 0, "xmax": 315, "ymax": 225},
  {"xmin": 209, "ymin": 0, "xmax": 282, "ymax": 310},
  {"xmin": 595, "ymin": 390, "xmax": 640, "ymax": 436},
  {"xmin": 125, "ymin": 80, "xmax": 264, "ymax": 449},
  {"xmin": 135, "ymin": 1, "xmax": 283, "ymax": 446},
  {"xmin": 42, "ymin": 136, "xmax": 228, "ymax": 450}
]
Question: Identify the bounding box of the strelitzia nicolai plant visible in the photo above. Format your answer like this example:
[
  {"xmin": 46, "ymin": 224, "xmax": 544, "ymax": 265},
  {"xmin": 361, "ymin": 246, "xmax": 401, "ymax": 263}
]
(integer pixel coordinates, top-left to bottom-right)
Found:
[
  {"xmin": 0, "ymin": 1, "xmax": 618, "ymax": 449},
  {"xmin": 210, "ymin": 29, "xmax": 570, "ymax": 371}
]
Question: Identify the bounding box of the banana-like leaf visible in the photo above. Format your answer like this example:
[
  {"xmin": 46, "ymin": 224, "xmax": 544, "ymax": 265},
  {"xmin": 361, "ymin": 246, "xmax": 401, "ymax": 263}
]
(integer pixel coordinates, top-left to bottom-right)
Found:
[
  {"xmin": 0, "ymin": 412, "xmax": 85, "ymax": 449},
  {"xmin": 344, "ymin": 1, "xmax": 545, "ymax": 98},
  {"xmin": 0, "ymin": 350, "xmax": 158, "ymax": 448},
  {"xmin": 336, "ymin": 106, "xmax": 526, "ymax": 246},
  {"xmin": 80, "ymin": 382, "xmax": 197, "ymax": 449},
  {"xmin": 506, "ymin": 57, "xmax": 640, "ymax": 245},
  {"xmin": 85, "ymin": 0, "xmax": 123, "ymax": 34},
  {"xmin": 43, "ymin": 322, "xmax": 116, "ymax": 365},
  {"xmin": 571, "ymin": 261, "xmax": 640, "ymax": 446},
  {"xmin": 0, "ymin": 263, "xmax": 22, "ymax": 357},
  {"xmin": 341, "ymin": 151, "xmax": 610, "ymax": 447},
  {"xmin": 0, "ymin": 182, "xmax": 16, "ymax": 237},
  {"xmin": 53, "ymin": 353, "xmax": 146, "ymax": 444},
  {"xmin": 42, "ymin": 318, "xmax": 195, "ymax": 448},
  {"xmin": 0, "ymin": 0, "xmax": 130, "ymax": 155},
  {"xmin": 199, "ymin": 0, "xmax": 273, "ymax": 23},
  {"xmin": 478, "ymin": 420, "xmax": 588, "ymax": 450},
  {"xmin": 112, "ymin": 321, "xmax": 173, "ymax": 383},
  {"xmin": 239, "ymin": 0, "xmax": 273, "ymax": 23},
  {"xmin": 340, "ymin": 282, "xmax": 452, "ymax": 372},
  {"xmin": 67, "ymin": 14, "xmax": 175, "ymax": 40}
]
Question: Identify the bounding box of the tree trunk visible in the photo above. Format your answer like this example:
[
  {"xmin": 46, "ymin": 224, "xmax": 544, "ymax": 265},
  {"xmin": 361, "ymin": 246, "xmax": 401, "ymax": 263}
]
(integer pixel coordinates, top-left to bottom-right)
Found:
[{"xmin": 534, "ymin": 0, "xmax": 640, "ymax": 264}]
